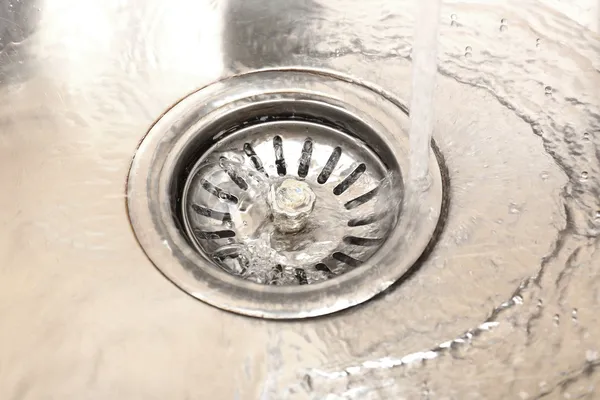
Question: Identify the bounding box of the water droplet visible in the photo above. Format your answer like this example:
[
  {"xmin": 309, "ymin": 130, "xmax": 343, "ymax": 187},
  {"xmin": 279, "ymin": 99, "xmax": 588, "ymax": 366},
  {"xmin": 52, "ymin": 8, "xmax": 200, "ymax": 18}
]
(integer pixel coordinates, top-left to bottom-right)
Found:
[
  {"xmin": 243, "ymin": 220, "xmax": 248, "ymax": 226},
  {"xmin": 594, "ymin": 211, "xmax": 600, "ymax": 223},
  {"xmin": 537, "ymin": 299, "xmax": 543, "ymax": 308},
  {"xmin": 501, "ymin": 18, "xmax": 507, "ymax": 24},
  {"xmin": 450, "ymin": 14, "xmax": 458, "ymax": 27},
  {"xmin": 465, "ymin": 51, "xmax": 472, "ymax": 58},
  {"xmin": 571, "ymin": 308, "xmax": 578, "ymax": 322},
  {"xmin": 540, "ymin": 171, "xmax": 549, "ymax": 180},
  {"xmin": 465, "ymin": 46, "xmax": 472, "ymax": 52},
  {"xmin": 536, "ymin": 38, "xmax": 541, "ymax": 48},
  {"xmin": 500, "ymin": 24, "xmax": 508, "ymax": 32},
  {"xmin": 553, "ymin": 314, "xmax": 560, "ymax": 326},
  {"xmin": 580, "ymin": 171, "xmax": 588, "ymax": 181},
  {"xmin": 583, "ymin": 132, "xmax": 590, "ymax": 141},
  {"xmin": 509, "ymin": 202, "xmax": 521, "ymax": 214},
  {"xmin": 544, "ymin": 86, "xmax": 552, "ymax": 96}
]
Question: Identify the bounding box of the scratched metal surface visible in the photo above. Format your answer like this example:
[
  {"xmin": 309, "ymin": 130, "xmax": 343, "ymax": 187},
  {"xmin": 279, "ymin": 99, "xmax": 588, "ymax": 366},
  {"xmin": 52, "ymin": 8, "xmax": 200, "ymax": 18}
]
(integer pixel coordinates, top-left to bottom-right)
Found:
[{"xmin": 0, "ymin": 0, "xmax": 599, "ymax": 399}]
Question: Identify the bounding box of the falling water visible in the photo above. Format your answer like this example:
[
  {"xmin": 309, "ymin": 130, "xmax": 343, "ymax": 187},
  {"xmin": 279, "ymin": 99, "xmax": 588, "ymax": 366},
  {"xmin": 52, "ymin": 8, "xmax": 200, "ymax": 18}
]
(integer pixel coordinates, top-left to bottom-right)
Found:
[{"xmin": 408, "ymin": 0, "xmax": 441, "ymax": 186}]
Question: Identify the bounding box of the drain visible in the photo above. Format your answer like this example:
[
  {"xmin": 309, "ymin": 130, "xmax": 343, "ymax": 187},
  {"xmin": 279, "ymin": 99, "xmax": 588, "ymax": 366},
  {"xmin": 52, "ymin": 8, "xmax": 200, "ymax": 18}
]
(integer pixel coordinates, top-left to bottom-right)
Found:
[
  {"xmin": 183, "ymin": 119, "xmax": 396, "ymax": 285},
  {"xmin": 127, "ymin": 69, "xmax": 444, "ymax": 318}
]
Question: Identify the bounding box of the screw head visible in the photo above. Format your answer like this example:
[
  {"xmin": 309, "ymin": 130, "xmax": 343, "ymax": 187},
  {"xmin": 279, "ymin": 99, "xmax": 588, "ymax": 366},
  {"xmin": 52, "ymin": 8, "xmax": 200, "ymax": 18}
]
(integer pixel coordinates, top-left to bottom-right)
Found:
[{"xmin": 268, "ymin": 179, "xmax": 316, "ymax": 233}]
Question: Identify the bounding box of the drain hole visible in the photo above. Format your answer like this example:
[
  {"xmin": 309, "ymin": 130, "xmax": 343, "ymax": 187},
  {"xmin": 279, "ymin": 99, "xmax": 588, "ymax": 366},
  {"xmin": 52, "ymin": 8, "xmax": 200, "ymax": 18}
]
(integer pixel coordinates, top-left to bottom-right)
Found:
[
  {"xmin": 273, "ymin": 135, "xmax": 286, "ymax": 176},
  {"xmin": 315, "ymin": 263, "xmax": 331, "ymax": 272},
  {"xmin": 193, "ymin": 229, "xmax": 236, "ymax": 240},
  {"xmin": 332, "ymin": 252, "xmax": 362, "ymax": 268},
  {"xmin": 213, "ymin": 246, "xmax": 249, "ymax": 275},
  {"xmin": 333, "ymin": 163, "xmax": 366, "ymax": 195},
  {"xmin": 268, "ymin": 264, "xmax": 284, "ymax": 285},
  {"xmin": 347, "ymin": 214, "xmax": 384, "ymax": 227},
  {"xmin": 343, "ymin": 236, "xmax": 384, "ymax": 246},
  {"xmin": 191, "ymin": 204, "xmax": 232, "ymax": 222},
  {"xmin": 315, "ymin": 263, "xmax": 335, "ymax": 278},
  {"xmin": 295, "ymin": 268, "xmax": 308, "ymax": 285},
  {"xmin": 344, "ymin": 187, "xmax": 379, "ymax": 210},
  {"xmin": 219, "ymin": 157, "xmax": 248, "ymax": 190},
  {"xmin": 317, "ymin": 146, "xmax": 342, "ymax": 184},
  {"xmin": 201, "ymin": 179, "xmax": 238, "ymax": 204},
  {"xmin": 243, "ymin": 143, "xmax": 268, "ymax": 176},
  {"xmin": 297, "ymin": 138, "xmax": 313, "ymax": 178}
]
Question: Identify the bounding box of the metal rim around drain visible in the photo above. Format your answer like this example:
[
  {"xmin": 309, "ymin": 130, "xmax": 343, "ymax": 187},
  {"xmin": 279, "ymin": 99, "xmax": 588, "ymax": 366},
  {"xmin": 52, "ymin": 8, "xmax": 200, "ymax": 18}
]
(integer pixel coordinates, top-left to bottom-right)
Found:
[{"xmin": 127, "ymin": 68, "xmax": 444, "ymax": 319}]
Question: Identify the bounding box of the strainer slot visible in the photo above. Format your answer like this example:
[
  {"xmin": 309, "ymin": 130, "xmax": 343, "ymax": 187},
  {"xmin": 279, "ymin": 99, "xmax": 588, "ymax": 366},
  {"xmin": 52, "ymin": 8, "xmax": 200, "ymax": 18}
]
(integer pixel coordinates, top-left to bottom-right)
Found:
[
  {"xmin": 219, "ymin": 156, "xmax": 249, "ymax": 190},
  {"xmin": 295, "ymin": 268, "xmax": 308, "ymax": 285},
  {"xmin": 273, "ymin": 135, "xmax": 286, "ymax": 176},
  {"xmin": 333, "ymin": 163, "xmax": 366, "ymax": 195},
  {"xmin": 332, "ymin": 252, "xmax": 362, "ymax": 268},
  {"xmin": 347, "ymin": 214, "xmax": 384, "ymax": 227},
  {"xmin": 344, "ymin": 187, "xmax": 379, "ymax": 210},
  {"xmin": 343, "ymin": 236, "xmax": 384, "ymax": 246},
  {"xmin": 191, "ymin": 204, "xmax": 232, "ymax": 222},
  {"xmin": 317, "ymin": 146, "xmax": 342, "ymax": 184},
  {"xmin": 193, "ymin": 229, "xmax": 236, "ymax": 240},
  {"xmin": 243, "ymin": 143, "xmax": 268, "ymax": 176},
  {"xmin": 297, "ymin": 138, "xmax": 313, "ymax": 178},
  {"xmin": 200, "ymin": 179, "xmax": 239, "ymax": 205}
]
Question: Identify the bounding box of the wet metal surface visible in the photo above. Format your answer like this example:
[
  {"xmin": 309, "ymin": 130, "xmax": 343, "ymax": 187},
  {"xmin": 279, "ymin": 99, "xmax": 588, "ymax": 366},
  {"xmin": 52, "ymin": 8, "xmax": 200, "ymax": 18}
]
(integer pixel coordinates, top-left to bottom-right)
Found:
[{"xmin": 0, "ymin": 0, "xmax": 599, "ymax": 398}]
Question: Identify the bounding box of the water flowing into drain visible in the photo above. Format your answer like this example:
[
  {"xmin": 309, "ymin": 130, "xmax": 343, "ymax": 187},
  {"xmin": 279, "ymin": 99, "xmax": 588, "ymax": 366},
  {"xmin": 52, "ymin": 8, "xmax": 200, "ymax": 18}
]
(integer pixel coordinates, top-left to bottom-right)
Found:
[{"xmin": 408, "ymin": 0, "xmax": 441, "ymax": 187}]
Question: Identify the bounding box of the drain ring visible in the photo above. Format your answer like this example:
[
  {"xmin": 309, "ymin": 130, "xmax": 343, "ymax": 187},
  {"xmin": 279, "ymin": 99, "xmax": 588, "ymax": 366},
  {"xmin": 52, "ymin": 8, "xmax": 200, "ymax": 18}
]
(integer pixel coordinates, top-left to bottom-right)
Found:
[{"xmin": 127, "ymin": 68, "xmax": 444, "ymax": 318}]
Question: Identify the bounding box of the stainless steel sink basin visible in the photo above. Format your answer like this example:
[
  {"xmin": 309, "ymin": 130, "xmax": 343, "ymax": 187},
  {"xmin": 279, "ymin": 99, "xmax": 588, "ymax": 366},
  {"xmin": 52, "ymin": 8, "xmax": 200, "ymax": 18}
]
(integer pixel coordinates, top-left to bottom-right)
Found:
[{"xmin": 1, "ymin": 0, "xmax": 599, "ymax": 398}]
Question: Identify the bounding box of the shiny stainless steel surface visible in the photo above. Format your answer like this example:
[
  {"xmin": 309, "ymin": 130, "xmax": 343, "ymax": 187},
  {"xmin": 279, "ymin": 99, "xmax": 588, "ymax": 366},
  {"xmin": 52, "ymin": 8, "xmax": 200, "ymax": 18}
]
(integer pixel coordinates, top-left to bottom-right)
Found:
[{"xmin": 1, "ymin": 0, "xmax": 599, "ymax": 398}]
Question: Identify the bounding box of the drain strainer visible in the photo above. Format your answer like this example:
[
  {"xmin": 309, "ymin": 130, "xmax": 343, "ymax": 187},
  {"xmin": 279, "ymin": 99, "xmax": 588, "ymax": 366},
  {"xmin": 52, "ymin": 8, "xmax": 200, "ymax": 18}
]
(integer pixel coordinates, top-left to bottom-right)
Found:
[
  {"xmin": 127, "ymin": 69, "xmax": 444, "ymax": 318},
  {"xmin": 183, "ymin": 119, "xmax": 397, "ymax": 285}
]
